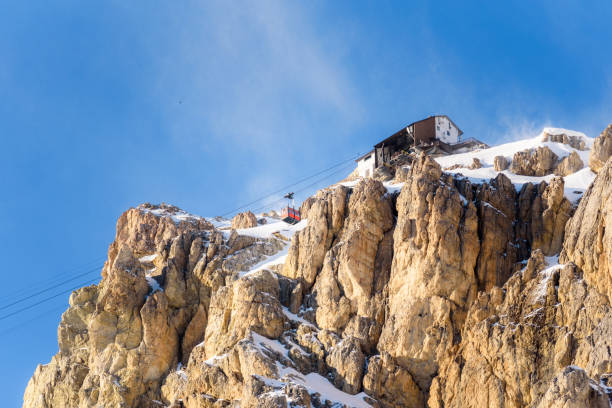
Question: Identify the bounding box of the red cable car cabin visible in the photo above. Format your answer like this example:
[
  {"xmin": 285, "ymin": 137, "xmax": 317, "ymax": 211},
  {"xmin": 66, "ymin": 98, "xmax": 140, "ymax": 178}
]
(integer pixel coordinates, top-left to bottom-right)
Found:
[{"xmin": 281, "ymin": 206, "xmax": 301, "ymax": 225}]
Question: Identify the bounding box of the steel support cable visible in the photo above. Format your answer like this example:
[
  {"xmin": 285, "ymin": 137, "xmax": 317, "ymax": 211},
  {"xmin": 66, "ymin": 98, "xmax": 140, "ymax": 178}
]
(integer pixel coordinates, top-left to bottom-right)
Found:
[
  {"xmin": 0, "ymin": 304, "xmax": 68, "ymax": 336},
  {"xmin": 0, "ymin": 277, "xmax": 100, "ymax": 322},
  {"xmin": 249, "ymin": 161, "xmax": 356, "ymax": 214},
  {"xmin": 0, "ymin": 153, "xmax": 362, "ymax": 326},
  {"xmin": 0, "ymin": 265, "xmax": 103, "ymax": 312},
  {"xmin": 220, "ymin": 151, "xmax": 363, "ymax": 217},
  {"xmin": 1, "ymin": 256, "xmax": 106, "ymax": 301}
]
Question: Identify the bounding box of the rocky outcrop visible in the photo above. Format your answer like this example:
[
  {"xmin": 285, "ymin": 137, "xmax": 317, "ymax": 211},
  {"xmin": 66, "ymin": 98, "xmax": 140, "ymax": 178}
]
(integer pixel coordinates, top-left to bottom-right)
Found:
[
  {"xmin": 429, "ymin": 252, "xmax": 612, "ymax": 408},
  {"xmin": 24, "ymin": 204, "xmax": 287, "ymax": 408},
  {"xmin": 561, "ymin": 157, "xmax": 612, "ymax": 302},
  {"xmin": 536, "ymin": 366, "xmax": 609, "ymax": 408},
  {"xmin": 469, "ymin": 157, "xmax": 482, "ymax": 169},
  {"xmin": 111, "ymin": 203, "xmax": 213, "ymax": 258},
  {"xmin": 377, "ymin": 154, "xmax": 479, "ymax": 393},
  {"xmin": 231, "ymin": 211, "xmax": 258, "ymax": 229},
  {"xmin": 325, "ymin": 337, "xmax": 366, "ymax": 394},
  {"xmin": 24, "ymin": 143, "xmax": 606, "ymax": 408},
  {"xmin": 554, "ymin": 151, "xmax": 584, "ymax": 176},
  {"xmin": 531, "ymin": 177, "xmax": 573, "ymax": 256},
  {"xmin": 542, "ymin": 130, "xmax": 587, "ymax": 150},
  {"xmin": 511, "ymin": 146, "xmax": 559, "ymax": 176},
  {"xmin": 282, "ymin": 185, "xmax": 349, "ymax": 288},
  {"xmin": 430, "ymin": 154, "xmax": 612, "ymax": 408},
  {"xmin": 589, "ymin": 124, "xmax": 612, "ymax": 173},
  {"xmin": 493, "ymin": 155, "xmax": 509, "ymax": 171},
  {"xmin": 203, "ymin": 269, "xmax": 287, "ymax": 358},
  {"xmin": 310, "ymin": 178, "xmax": 394, "ymax": 351},
  {"xmin": 362, "ymin": 353, "xmax": 424, "ymax": 408}
]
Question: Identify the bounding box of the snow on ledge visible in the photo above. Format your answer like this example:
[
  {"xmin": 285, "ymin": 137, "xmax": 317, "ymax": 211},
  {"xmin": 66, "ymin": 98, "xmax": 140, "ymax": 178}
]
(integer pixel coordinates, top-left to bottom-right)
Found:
[
  {"xmin": 236, "ymin": 219, "xmax": 308, "ymax": 239},
  {"xmin": 239, "ymin": 243, "xmax": 290, "ymax": 278},
  {"xmin": 145, "ymin": 276, "xmax": 162, "ymax": 293},
  {"xmin": 541, "ymin": 127, "xmax": 588, "ymax": 139},
  {"xmin": 245, "ymin": 331, "xmax": 373, "ymax": 407},
  {"xmin": 139, "ymin": 205, "xmax": 205, "ymax": 225},
  {"xmin": 338, "ymin": 179, "xmax": 404, "ymax": 194},
  {"xmin": 277, "ymin": 363, "xmax": 373, "ymax": 407},
  {"xmin": 139, "ymin": 254, "xmax": 157, "ymax": 263},
  {"xmin": 434, "ymin": 128, "xmax": 596, "ymax": 205}
]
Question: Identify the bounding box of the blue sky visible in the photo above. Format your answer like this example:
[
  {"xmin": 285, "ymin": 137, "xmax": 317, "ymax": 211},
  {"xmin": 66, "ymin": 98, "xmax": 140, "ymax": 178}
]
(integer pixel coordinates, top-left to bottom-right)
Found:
[{"xmin": 1, "ymin": 1, "xmax": 611, "ymax": 404}]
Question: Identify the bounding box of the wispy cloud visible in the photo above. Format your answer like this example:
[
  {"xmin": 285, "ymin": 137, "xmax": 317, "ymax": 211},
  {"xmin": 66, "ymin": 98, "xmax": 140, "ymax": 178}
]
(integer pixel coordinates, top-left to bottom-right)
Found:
[
  {"xmin": 495, "ymin": 115, "xmax": 552, "ymax": 143},
  {"xmin": 144, "ymin": 1, "xmax": 365, "ymax": 207},
  {"xmin": 154, "ymin": 1, "xmax": 362, "ymax": 154}
]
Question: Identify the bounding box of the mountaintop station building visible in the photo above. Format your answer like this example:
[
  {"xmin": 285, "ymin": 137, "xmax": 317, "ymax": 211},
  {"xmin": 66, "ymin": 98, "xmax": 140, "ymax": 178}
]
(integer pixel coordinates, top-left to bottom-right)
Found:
[{"xmin": 356, "ymin": 115, "xmax": 488, "ymax": 178}]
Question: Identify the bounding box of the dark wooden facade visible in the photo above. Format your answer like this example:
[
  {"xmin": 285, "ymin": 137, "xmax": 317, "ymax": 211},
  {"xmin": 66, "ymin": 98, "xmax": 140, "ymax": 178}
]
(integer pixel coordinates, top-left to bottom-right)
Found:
[
  {"xmin": 373, "ymin": 117, "xmax": 437, "ymax": 166},
  {"xmin": 412, "ymin": 116, "xmax": 437, "ymax": 145},
  {"xmin": 363, "ymin": 115, "xmax": 482, "ymax": 170}
]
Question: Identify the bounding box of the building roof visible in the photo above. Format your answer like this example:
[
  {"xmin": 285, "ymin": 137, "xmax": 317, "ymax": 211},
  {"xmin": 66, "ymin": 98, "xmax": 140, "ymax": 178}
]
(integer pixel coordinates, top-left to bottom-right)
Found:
[
  {"xmin": 374, "ymin": 126, "xmax": 412, "ymax": 149},
  {"xmin": 373, "ymin": 115, "xmax": 463, "ymax": 149},
  {"xmin": 355, "ymin": 149, "xmax": 375, "ymax": 162}
]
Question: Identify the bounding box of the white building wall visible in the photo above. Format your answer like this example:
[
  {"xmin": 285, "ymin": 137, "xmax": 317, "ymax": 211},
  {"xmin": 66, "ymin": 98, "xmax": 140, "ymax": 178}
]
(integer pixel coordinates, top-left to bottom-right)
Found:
[
  {"xmin": 357, "ymin": 152, "xmax": 375, "ymax": 178},
  {"xmin": 435, "ymin": 116, "xmax": 461, "ymax": 144}
]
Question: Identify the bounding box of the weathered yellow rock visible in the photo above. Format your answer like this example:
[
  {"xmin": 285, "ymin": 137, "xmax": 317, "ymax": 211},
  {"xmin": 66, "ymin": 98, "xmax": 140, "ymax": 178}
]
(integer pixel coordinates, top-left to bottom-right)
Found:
[
  {"xmin": 430, "ymin": 253, "xmax": 612, "ymax": 408},
  {"xmin": 493, "ymin": 154, "xmax": 509, "ymax": 171},
  {"xmin": 589, "ymin": 124, "xmax": 612, "ymax": 173},
  {"xmin": 24, "ymin": 150, "xmax": 612, "ymax": 408},
  {"xmin": 231, "ymin": 211, "xmax": 258, "ymax": 229},
  {"xmin": 283, "ymin": 185, "xmax": 349, "ymax": 287},
  {"xmin": 561, "ymin": 156, "xmax": 612, "ymax": 302},
  {"xmin": 554, "ymin": 150, "xmax": 584, "ymax": 176},
  {"xmin": 378, "ymin": 154, "xmax": 479, "ymax": 393},
  {"xmin": 203, "ymin": 270, "xmax": 287, "ymax": 358},
  {"xmin": 511, "ymin": 146, "xmax": 559, "ymax": 176},
  {"xmin": 363, "ymin": 353, "xmax": 423, "ymax": 408}
]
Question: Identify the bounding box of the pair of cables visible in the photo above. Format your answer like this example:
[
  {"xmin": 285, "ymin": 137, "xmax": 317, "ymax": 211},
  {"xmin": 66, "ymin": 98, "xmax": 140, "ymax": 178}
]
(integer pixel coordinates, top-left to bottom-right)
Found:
[{"xmin": 0, "ymin": 151, "xmax": 363, "ymax": 334}]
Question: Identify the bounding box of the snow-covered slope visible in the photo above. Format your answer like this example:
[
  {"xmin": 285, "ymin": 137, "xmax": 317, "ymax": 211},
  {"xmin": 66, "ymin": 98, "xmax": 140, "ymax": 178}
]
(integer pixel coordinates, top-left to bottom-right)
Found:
[
  {"xmin": 435, "ymin": 128, "xmax": 596, "ymax": 204},
  {"xmin": 237, "ymin": 219, "xmax": 308, "ymax": 277}
]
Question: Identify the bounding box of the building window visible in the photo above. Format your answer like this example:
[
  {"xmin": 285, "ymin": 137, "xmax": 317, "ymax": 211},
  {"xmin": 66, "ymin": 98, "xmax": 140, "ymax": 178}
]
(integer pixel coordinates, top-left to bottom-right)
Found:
[
  {"xmin": 446, "ymin": 130, "xmax": 450, "ymax": 136},
  {"xmin": 437, "ymin": 126, "xmax": 440, "ymax": 131}
]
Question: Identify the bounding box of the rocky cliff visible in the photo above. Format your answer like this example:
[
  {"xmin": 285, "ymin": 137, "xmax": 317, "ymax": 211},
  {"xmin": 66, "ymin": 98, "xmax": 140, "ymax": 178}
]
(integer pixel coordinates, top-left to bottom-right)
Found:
[{"xmin": 23, "ymin": 127, "xmax": 612, "ymax": 407}]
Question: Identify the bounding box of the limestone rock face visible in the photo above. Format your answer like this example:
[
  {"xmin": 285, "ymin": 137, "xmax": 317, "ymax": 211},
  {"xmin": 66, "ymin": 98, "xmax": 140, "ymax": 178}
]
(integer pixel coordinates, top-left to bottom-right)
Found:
[
  {"xmin": 472, "ymin": 173, "xmax": 520, "ymax": 290},
  {"xmin": 511, "ymin": 146, "xmax": 559, "ymax": 176},
  {"xmin": 203, "ymin": 270, "xmax": 287, "ymax": 358},
  {"xmin": 110, "ymin": 203, "xmax": 213, "ymax": 260},
  {"xmin": 282, "ymin": 185, "xmax": 349, "ymax": 287},
  {"xmin": 542, "ymin": 131, "xmax": 587, "ymax": 150},
  {"xmin": 377, "ymin": 154, "xmax": 479, "ymax": 393},
  {"xmin": 310, "ymin": 178, "xmax": 394, "ymax": 352},
  {"xmin": 430, "ymin": 157, "xmax": 612, "ymax": 404},
  {"xmin": 589, "ymin": 124, "xmax": 612, "ymax": 173},
  {"xmin": 536, "ymin": 366, "xmax": 609, "ymax": 408},
  {"xmin": 325, "ymin": 337, "xmax": 366, "ymax": 394},
  {"xmin": 493, "ymin": 155, "xmax": 509, "ymax": 171},
  {"xmin": 231, "ymin": 211, "xmax": 258, "ymax": 229},
  {"xmin": 554, "ymin": 151, "xmax": 584, "ymax": 176},
  {"xmin": 362, "ymin": 353, "xmax": 423, "ymax": 408},
  {"xmin": 24, "ymin": 142, "xmax": 612, "ymax": 408},
  {"xmin": 430, "ymin": 253, "xmax": 612, "ymax": 408},
  {"xmin": 24, "ymin": 204, "xmax": 288, "ymax": 408},
  {"xmin": 561, "ymin": 157, "xmax": 612, "ymax": 302},
  {"xmin": 534, "ymin": 177, "xmax": 573, "ymax": 256}
]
